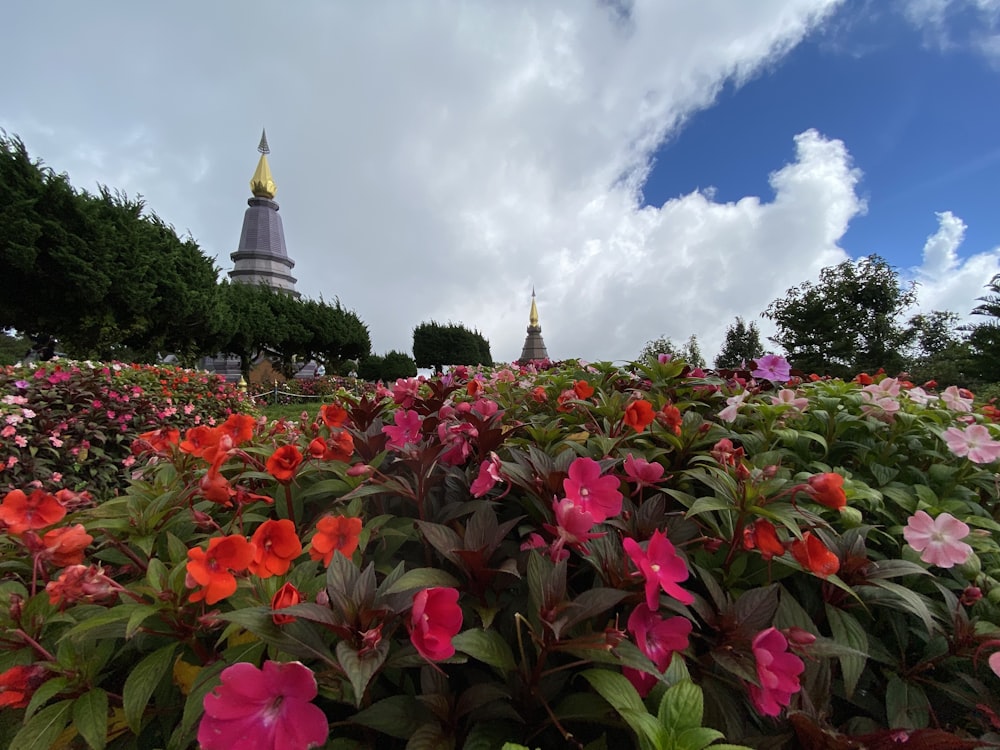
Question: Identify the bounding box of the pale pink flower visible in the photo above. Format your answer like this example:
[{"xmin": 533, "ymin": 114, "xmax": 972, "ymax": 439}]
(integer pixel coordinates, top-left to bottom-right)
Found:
[
  {"xmin": 943, "ymin": 424, "xmax": 1000, "ymax": 464},
  {"xmin": 198, "ymin": 661, "xmax": 329, "ymax": 750},
  {"xmin": 903, "ymin": 511, "xmax": 972, "ymax": 568},
  {"xmin": 719, "ymin": 391, "xmax": 748, "ymax": 423},
  {"xmin": 0, "ymin": 425, "xmax": 14, "ymax": 438},
  {"xmin": 863, "ymin": 378, "xmax": 901, "ymax": 399},
  {"xmin": 905, "ymin": 387, "xmax": 934, "ymax": 406},
  {"xmin": 861, "ymin": 392, "xmax": 900, "ymax": 421},
  {"xmin": 14, "ymin": 436, "xmax": 27, "ymax": 448},
  {"xmin": 770, "ymin": 389, "xmax": 808, "ymax": 412},
  {"xmin": 751, "ymin": 355, "xmax": 791, "ymax": 383},
  {"xmin": 941, "ymin": 385, "xmax": 974, "ymax": 413},
  {"xmin": 990, "ymin": 652, "xmax": 1000, "ymax": 679},
  {"xmin": 20, "ymin": 409, "xmax": 36, "ymax": 419}
]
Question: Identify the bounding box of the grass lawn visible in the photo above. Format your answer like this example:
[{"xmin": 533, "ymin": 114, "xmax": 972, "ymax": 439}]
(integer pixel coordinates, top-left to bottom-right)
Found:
[{"xmin": 259, "ymin": 401, "xmax": 325, "ymax": 422}]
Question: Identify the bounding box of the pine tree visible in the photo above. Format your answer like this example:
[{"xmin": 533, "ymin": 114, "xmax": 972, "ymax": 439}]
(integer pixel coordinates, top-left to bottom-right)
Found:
[{"xmin": 714, "ymin": 317, "xmax": 763, "ymax": 369}]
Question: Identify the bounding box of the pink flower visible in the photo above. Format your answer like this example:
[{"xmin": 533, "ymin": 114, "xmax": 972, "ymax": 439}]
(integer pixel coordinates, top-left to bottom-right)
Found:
[
  {"xmin": 622, "ymin": 604, "xmax": 692, "ymax": 697},
  {"xmin": 718, "ymin": 391, "xmax": 748, "ymax": 423},
  {"xmin": 941, "ymin": 385, "xmax": 974, "ymax": 412},
  {"xmin": 749, "ymin": 627, "xmax": 804, "ymax": 716},
  {"xmin": 470, "ymin": 453, "xmax": 503, "ymax": 497},
  {"xmin": 751, "ymin": 355, "xmax": 791, "ymax": 383},
  {"xmin": 544, "ymin": 497, "xmax": 605, "ymax": 559},
  {"xmin": 903, "ymin": 510, "xmax": 973, "ymax": 568},
  {"xmin": 391, "ymin": 377, "xmax": 422, "ymax": 408},
  {"xmin": 623, "ymin": 529, "xmax": 694, "ymax": 609},
  {"xmin": 197, "ymin": 660, "xmax": 329, "ymax": 750},
  {"xmin": 563, "ymin": 457, "xmax": 622, "ymax": 524},
  {"xmin": 943, "ymin": 424, "xmax": 1000, "ymax": 464},
  {"xmin": 409, "ymin": 587, "xmax": 463, "ymax": 661},
  {"xmin": 382, "ymin": 409, "xmax": 423, "ymax": 449},
  {"xmin": 623, "ymin": 454, "xmax": 665, "ymax": 490},
  {"xmin": 990, "ymin": 652, "xmax": 1000, "ymax": 679},
  {"xmin": 770, "ymin": 389, "xmax": 808, "ymax": 411}
]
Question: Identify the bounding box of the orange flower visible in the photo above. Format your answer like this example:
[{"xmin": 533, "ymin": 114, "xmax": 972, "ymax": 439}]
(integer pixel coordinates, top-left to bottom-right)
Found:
[
  {"xmin": 790, "ymin": 532, "xmax": 839, "ymax": 578},
  {"xmin": 573, "ymin": 380, "xmax": 594, "ymax": 399},
  {"xmin": 249, "ymin": 520, "xmax": 303, "ymax": 578},
  {"xmin": 623, "ymin": 400, "xmax": 656, "ymax": 432},
  {"xmin": 308, "ymin": 432, "xmax": 355, "ymax": 463},
  {"xmin": 138, "ymin": 427, "xmax": 180, "ymax": 453},
  {"xmin": 266, "ymin": 445, "xmax": 304, "ymax": 482},
  {"xmin": 467, "ymin": 379, "xmax": 483, "ymax": 396},
  {"xmin": 219, "ymin": 414, "xmax": 256, "ymax": 446},
  {"xmin": 271, "ymin": 582, "xmax": 302, "ymax": 625},
  {"xmin": 749, "ymin": 519, "xmax": 785, "ymax": 561},
  {"xmin": 530, "ymin": 386, "xmax": 547, "ymax": 403},
  {"xmin": 320, "ymin": 403, "xmax": 348, "ymax": 428},
  {"xmin": 41, "ymin": 524, "xmax": 93, "ymax": 567},
  {"xmin": 309, "ymin": 516, "xmax": 362, "ymax": 566},
  {"xmin": 0, "ymin": 665, "xmax": 50, "ymax": 709},
  {"xmin": 186, "ymin": 535, "xmax": 255, "ymax": 604},
  {"xmin": 854, "ymin": 372, "xmax": 873, "ymax": 386},
  {"xmin": 660, "ymin": 404, "xmax": 682, "ymax": 436},
  {"xmin": 179, "ymin": 425, "xmax": 222, "ymax": 458},
  {"xmin": 0, "ymin": 489, "xmax": 66, "ymax": 535},
  {"xmin": 200, "ymin": 456, "xmax": 235, "ymax": 505},
  {"xmin": 807, "ymin": 473, "xmax": 846, "ymax": 511}
]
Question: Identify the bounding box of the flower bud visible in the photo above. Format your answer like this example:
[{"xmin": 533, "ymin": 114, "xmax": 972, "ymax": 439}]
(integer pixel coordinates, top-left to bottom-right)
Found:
[
  {"xmin": 960, "ymin": 586, "xmax": 983, "ymax": 606},
  {"xmin": 839, "ymin": 506, "xmax": 864, "ymax": 528},
  {"xmin": 784, "ymin": 626, "xmax": 817, "ymax": 647}
]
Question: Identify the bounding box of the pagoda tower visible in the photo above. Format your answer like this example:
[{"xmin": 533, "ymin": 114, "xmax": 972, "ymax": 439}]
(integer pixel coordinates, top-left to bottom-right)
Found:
[
  {"xmin": 518, "ymin": 288, "xmax": 549, "ymax": 363},
  {"xmin": 228, "ymin": 130, "xmax": 299, "ymax": 296}
]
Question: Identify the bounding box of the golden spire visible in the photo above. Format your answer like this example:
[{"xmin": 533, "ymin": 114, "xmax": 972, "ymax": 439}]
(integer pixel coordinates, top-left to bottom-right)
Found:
[
  {"xmin": 529, "ymin": 286, "xmax": 539, "ymax": 327},
  {"xmin": 250, "ymin": 129, "xmax": 277, "ymax": 199}
]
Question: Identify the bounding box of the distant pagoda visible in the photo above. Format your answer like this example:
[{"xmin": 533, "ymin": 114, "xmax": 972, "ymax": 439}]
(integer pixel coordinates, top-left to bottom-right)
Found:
[
  {"xmin": 517, "ymin": 288, "xmax": 549, "ymax": 363},
  {"xmin": 228, "ymin": 129, "xmax": 299, "ymax": 296}
]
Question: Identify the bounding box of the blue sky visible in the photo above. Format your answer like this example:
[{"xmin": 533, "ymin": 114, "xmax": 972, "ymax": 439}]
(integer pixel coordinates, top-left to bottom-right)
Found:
[
  {"xmin": 648, "ymin": 3, "xmax": 1000, "ymax": 289},
  {"xmin": 2, "ymin": 1, "xmax": 999, "ymax": 362}
]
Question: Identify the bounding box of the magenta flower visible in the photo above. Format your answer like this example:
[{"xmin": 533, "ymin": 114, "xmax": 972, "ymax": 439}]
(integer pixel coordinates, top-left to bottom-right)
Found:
[
  {"xmin": 749, "ymin": 627, "xmax": 804, "ymax": 716},
  {"xmin": 622, "ymin": 603, "xmax": 692, "ymax": 697},
  {"xmin": 197, "ymin": 661, "xmax": 329, "ymax": 750},
  {"xmin": 751, "ymin": 354, "xmax": 791, "ymax": 383},
  {"xmin": 942, "ymin": 424, "xmax": 1000, "ymax": 464},
  {"xmin": 382, "ymin": 409, "xmax": 423, "ymax": 449},
  {"xmin": 544, "ymin": 497, "xmax": 605, "ymax": 558},
  {"xmin": 410, "ymin": 587, "xmax": 463, "ymax": 661},
  {"xmin": 623, "ymin": 529, "xmax": 694, "ymax": 609},
  {"xmin": 470, "ymin": 453, "xmax": 503, "ymax": 497},
  {"xmin": 903, "ymin": 510, "xmax": 973, "ymax": 568},
  {"xmin": 623, "ymin": 454, "xmax": 665, "ymax": 491},
  {"xmin": 563, "ymin": 457, "xmax": 622, "ymax": 524}
]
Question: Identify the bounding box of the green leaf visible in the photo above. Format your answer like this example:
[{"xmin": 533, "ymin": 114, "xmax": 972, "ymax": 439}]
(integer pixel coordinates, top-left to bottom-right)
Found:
[
  {"xmin": 861, "ymin": 579, "xmax": 937, "ymax": 632},
  {"xmin": 171, "ymin": 661, "xmax": 227, "ymax": 750},
  {"xmin": 337, "ymin": 639, "xmax": 389, "ymax": 707},
  {"xmin": 685, "ymin": 496, "xmax": 735, "ymax": 518},
  {"xmin": 676, "ymin": 726, "xmax": 726, "ymax": 750},
  {"xmin": 452, "ymin": 628, "xmax": 516, "ymax": 672},
  {"xmin": 73, "ymin": 687, "xmax": 108, "ymax": 750},
  {"xmin": 123, "ymin": 643, "xmax": 177, "ymax": 734},
  {"xmin": 9, "ymin": 699, "xmax": 72, "ymax": 750},
  {"xmin": 581, "ymin": 669, "xmax": 664, "ymax": 745},
  {"xmin": 658, "ymin": 679, "xmax": 703, "ymax": 733},
  {"xmin": 383, "ymin": 567, "xmax": 462, "ymax": 595},
  {"xmin": 24, "ymin": 676, "xmax": 68, "ymax": 721},
  {"xmin": 125, "ymin": 604, "xmax": 160, "ymax": 639},
  {"xmin": 885, "ymin": 673, "xmax": 929, "ymax": 729},
  {"xmin": 824, "ymin": 606, "xmax": 867, "ymax": 699},
  {"xmin": 351, "ymin": 695, "xmax": 425, "ymax": 739},
  {"xmin": 406, "ymin": 722, "xmax": 454, "ymax": 750},
  {"xmin": 145, "ymin": 557, "xmax": 169, "ymax": 590}
]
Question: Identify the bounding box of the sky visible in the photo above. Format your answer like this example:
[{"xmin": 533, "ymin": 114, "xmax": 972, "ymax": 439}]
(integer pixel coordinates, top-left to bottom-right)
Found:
[{"xmin": 2, "ymin": 0, "xmax": 999, "ymax": 366}]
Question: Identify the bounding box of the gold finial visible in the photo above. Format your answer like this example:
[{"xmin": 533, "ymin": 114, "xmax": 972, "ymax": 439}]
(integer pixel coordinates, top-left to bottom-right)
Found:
[
  {"xmin": 250, "ymin": 128, "xmax": 277, "ymax": 198},
  {"xmin": 529, "ymin": 287, "xmax": 539, "ymax": 327}
]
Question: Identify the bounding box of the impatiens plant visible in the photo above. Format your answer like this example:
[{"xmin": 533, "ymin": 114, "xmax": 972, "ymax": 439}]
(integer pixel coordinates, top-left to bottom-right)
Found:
[{"xmin": 1, "ymin": 359, "xmax": 1000, "ymax": 748}]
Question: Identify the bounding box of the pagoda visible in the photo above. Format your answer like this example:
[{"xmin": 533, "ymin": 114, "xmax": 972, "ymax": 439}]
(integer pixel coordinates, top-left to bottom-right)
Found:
[
  {"xmin": 517, "ymin": 288, "xmax": 549, "ymax": 363},
  {"xmin": 228, "ymin": 129, "xmax": 299, "ymax": 296}
]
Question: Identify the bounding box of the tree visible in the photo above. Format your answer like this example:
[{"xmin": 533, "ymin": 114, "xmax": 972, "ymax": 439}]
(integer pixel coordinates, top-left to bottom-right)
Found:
[
  {"xmin": 358, "ymin": 350, "xmax": 417, "ymax": 382},
  {"xmin": 714, "ymin": 317, "xmax": 763, "ymax": 369},
  {"xmin": 966, "ymin": 274, "xmax": 1000, "ymax": 383},
  {"xmin": 680, "ymin": 334, "xmax": 705, "ymax": 369},
  {"xmin": 412, "ymin": 322, "xmax": 492, "ymax": 373},
  {"xmin": 639, "ymin": 336, "xmax": 678, "ymax": 362},
  {"xmin": 903, "ymin": 311, "xmax": 974, "ymax": 387},
  {"xmin": 763, "ymin": 255, "xmax": 916, "ymax": 378}
]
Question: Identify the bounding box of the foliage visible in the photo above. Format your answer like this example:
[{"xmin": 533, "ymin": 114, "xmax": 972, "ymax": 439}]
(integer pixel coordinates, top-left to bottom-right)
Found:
[
  {"xmin": 2, "ymin": 357, "xmax": 1000, "ymax": 749},
  {"xmin": 0, "ymin": 360, "xmax": 250, "ymax": 498},
  {"xmin": 0, "ymin": 331, "xmax": 32, "ymax": 366},
  {"xmin": 967, "ymin": 274, "xmax": 1000, "ymax": 384},
  {"xmin": 357, "ymin": 351, "xmax": 417, "ymax": 382},
  {"xmin": 639, "ymin": 336, "xmax": 677, "ymax": 362},
  {"xmin": 903, "ymin": 311, "xmax": 976, "ymax": 387},
  {"xmin": 714, "ymin": 317, "xmax": 763, "ymax": 370},
  {"xmin": 412, "ymin": 321, "xmax": 492, "ymax": 373},
  {"xmin": 764, "ymin": 255, "xmax": 917, "ymax": 378},
  {"xmin": 0, "ymin": 133, "xmax": 226, "ymax": 362}
]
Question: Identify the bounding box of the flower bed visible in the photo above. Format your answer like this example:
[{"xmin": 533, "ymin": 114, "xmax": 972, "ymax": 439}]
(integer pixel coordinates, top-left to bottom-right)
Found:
[{"xmin": 1, "ymin": 358, "xmax": 999, "ymax": 749}]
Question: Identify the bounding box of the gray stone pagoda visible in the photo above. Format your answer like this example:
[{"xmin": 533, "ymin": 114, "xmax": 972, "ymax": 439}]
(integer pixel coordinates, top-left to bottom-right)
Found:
[
  {"xmin": 228, "ymin": 129, "xmax": 299, "ymax": 296},
  {"xmin": 518, "ymin": 288, "xmax": 550, "ymax": 363}
]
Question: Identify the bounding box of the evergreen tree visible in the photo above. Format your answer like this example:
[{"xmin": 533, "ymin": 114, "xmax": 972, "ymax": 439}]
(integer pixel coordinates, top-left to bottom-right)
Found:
[
  {"xmin": 413, "ymin": 322, "xmax": 492, "ymax": 373},
  {"xmin": 966, "ymin": 274, "xmax": 1000, "ymax": 383},
  {"xmin": 680, "ymin": 334, "xmax": 705, "ymax": 368},
  {"xmin": 639, "ymin": 336, "xmax": 677, "ymax": 362},
  {"xmin": 714, "ymin": 317, "xmax": 763, "ymax": 369}
]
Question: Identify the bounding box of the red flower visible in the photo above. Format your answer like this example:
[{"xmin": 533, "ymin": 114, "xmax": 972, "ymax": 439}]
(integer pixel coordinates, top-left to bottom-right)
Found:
[
  {"xmin": 266, "ymin": 445, "xmax": 304, "ymax": 482},
  {"xmin": 746, "ymin": 519, "xmax": 785, "ymax": 562},
  {"xmin": 854, "ymin": 372, "xmax": 873, "ymax": 385},
  {"xmin": 790, "ymin": 532, "xmax": 840, "ymax": 578},
  {"xmin": 624, "ymin": 400, "xmax": 656, "ymax": 432},
  {"xmin": 41, "ymin": 524, "xmax": 93, "ymax": 567},
  {"xmin": 659, "ymin": 404, "xmax": 683, "ymax": 436},
  {"xmin": 200, "ymin": 457, "xmax": 235, "ymax": 506},
  {"xmin": 807, "ymin": 473, "xmax": 846, "ymax": 511},
  {"xmin": 308, "ymin": 431, "xmax": 355, "ymax": 462},
  {"xmin": 0, "ymin": 489, "xmax": 66, "ymax": 535},
  {"xmin": 186, "ymin": 535, "xmax": 255, "ymax": 605},
  {"xmin": 624, "ymin": 529, "xmax": 694, "ymax": 609},
  {"xmin": 409, "ymin": 587, "xmax": 463, "ymax": 661},
  {"xmin": 563, "ymin": 457, "xmax": 622, "ymax": 524},
  {"xmin": 270, "ymin": 582, "xmax": 303, "ymax": 625},
  {"xmin": 179, "ymin": 425, "xmax": 222, "ymax": 458},
  {"xmin": 0, "ymin": 664, "xmax": 50, "ymax": 709},
  {"xmin": 320, "ymin": 403, "xmax": 348, "ymax": 428},
  {"xmin": 138, "ymin": 427, "xmax": 180, "ymax": 453},
  {"xmin": 573, "ymin": 380, "xmax": 594, "ymax": 399},
  {"xmin": 219, "ymin": 414, "xmax": 256, "ymax": 446},
  {"xmin": 250, "ymin": 520, "xmax": 303, "ymax": 578},
  {"xmin": 530, "ymin": 386, "xmax": 547, "ymax": 403},
  {"xmin": 467, "ymin": 379, "xmax": 483, "ymax": 396},
  {"xmin": 309, "ymin": 516, "xmax": 362, "ymax": 566},
  {"xmin": 622, "ymin": 604, "xmax": 692, "ymax": 697},
  {"xmin": 749, "ymin": 627, "xmax": 804, "ymax": 716}
]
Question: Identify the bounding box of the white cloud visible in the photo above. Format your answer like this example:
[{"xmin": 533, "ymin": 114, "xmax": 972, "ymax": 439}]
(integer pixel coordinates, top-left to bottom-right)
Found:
[{"xmin": 900, "ymin": 0, "xmax": 1000, "ymax": 64}]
